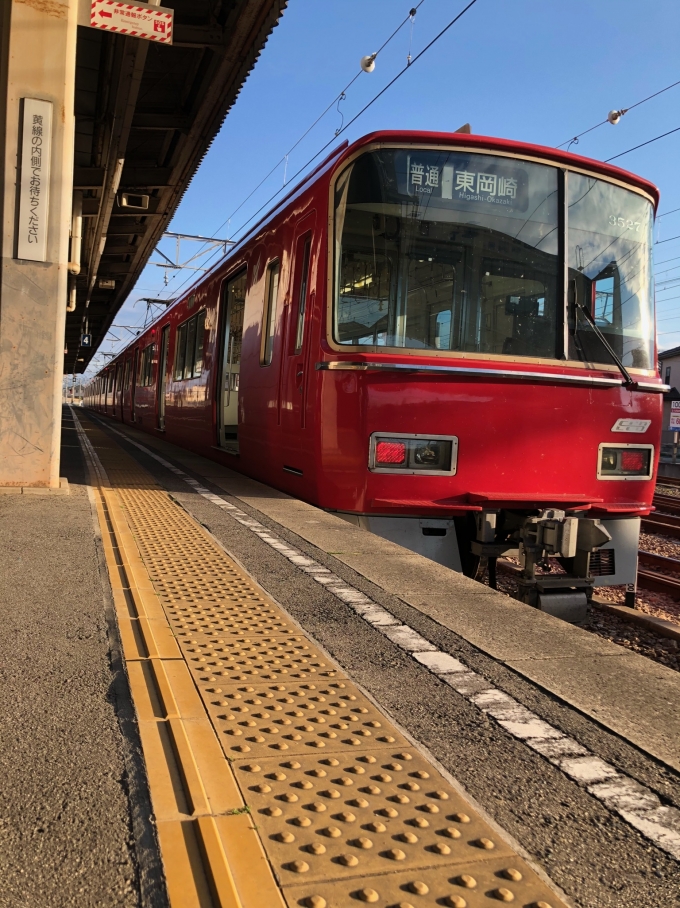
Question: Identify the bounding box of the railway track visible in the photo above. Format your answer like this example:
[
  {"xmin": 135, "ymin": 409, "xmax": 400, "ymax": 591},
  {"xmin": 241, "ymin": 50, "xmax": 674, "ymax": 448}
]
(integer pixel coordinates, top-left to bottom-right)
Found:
[{"xmin": 496, "ymin": 553, "xmax": 680, "ymax": 601}]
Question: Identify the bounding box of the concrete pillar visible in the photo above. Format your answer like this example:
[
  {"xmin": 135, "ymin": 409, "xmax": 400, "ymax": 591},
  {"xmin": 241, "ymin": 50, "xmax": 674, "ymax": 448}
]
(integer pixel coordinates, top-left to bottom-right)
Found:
[{"xmin": 0, "ymin": 0, "xmax": 78, "ymax": 487}]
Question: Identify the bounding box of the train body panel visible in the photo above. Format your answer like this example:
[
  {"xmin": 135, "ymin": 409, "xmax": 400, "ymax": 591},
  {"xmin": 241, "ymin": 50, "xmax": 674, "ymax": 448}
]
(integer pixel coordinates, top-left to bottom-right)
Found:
[{"xmin": 316, "ymin": 368, "xmax": 661, "ymax": 515}]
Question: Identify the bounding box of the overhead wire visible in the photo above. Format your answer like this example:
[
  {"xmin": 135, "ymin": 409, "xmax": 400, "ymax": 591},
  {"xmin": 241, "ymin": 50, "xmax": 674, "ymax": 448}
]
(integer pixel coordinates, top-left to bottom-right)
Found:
[
  {"xmin": 218, "ymin": 4, "xmax": 425, "ymax": 230},
  {"xmin": 156, "ymin": 2, "xmax": 426, "ymax": 302},
  {"xmin": 656, "ymin": 254, "xmax": 680, "ymax": 268},
  {"xmin": 156, "ymin": 0, "xmax": 479, "ymax": 306},
  {"xmin": 557, "ymin": 77, "xmax": 680, "ymax": 150},
  {"xmin": 605, "ymin": 124, "xmax": 680, "ymax": 162}
]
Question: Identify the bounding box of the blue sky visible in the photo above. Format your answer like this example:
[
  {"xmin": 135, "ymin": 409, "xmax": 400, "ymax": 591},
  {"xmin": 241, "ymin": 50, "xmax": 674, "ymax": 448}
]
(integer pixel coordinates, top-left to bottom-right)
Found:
[{"xmin": 87, "ymin": 0, "xmax": 680, "ymax": 374}]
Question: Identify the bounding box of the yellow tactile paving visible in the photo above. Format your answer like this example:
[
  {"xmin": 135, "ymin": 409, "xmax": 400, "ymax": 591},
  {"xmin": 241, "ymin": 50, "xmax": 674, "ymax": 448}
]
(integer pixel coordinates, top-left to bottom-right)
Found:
[{"xmin": 76, "ymin": 414, "xmax": 567, "ymax": 908}]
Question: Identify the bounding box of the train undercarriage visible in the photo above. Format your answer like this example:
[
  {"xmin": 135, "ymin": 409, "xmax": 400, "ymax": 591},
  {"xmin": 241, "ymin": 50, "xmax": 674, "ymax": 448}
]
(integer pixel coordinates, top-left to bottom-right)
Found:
[{"xmin": 340, "ymin": 509, "xmax": 640, "ymax": 623}]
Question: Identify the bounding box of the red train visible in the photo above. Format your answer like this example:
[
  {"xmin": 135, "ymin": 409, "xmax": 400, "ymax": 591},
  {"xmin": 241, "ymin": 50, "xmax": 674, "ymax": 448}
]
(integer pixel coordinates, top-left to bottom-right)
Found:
[{"xmin": 85, "ymin": 130, "xmax": 664, "ymax": 620}]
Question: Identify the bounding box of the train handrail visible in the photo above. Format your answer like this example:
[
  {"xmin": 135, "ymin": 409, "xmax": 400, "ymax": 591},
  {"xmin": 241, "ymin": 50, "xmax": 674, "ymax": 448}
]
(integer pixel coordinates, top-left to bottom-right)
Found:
[{"xmin": 316, "ymin": 360, "xmax": 668, "ymax": 392}]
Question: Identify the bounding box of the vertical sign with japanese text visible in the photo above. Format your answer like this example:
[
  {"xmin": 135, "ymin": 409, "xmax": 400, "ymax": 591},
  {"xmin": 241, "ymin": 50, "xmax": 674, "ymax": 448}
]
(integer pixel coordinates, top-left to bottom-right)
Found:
[{"xmin": 17, "ymin": 98, "xmax": 53, "ymax": 262}]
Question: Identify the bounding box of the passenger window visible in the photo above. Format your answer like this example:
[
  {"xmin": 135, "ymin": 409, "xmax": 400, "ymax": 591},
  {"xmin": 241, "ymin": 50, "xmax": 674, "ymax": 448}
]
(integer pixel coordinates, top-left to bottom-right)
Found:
[
  {"xmin": 295, "ymin": 238, "xmax": 311, "ymax": 353},
  {"xmin": 193, "ymin": 310, "xmax": 206, "ymax": 376},
  {"xmin": 175, "ymin": 324, "xmax": 187, "ymax": 380},
  {"xmin": 139, "ymin": 344, "xmax": 155, "ymax": 386},
  {"xmin": 174, "ymin": 310, "xmax": 207, "ymax": 379},
  {"xmin": 261, "ymin": 260, "xmax": 280, "ymax": 365},
  {"xmin": 184, "ymin": 318, "xmax": 197, "ymax": 379}
]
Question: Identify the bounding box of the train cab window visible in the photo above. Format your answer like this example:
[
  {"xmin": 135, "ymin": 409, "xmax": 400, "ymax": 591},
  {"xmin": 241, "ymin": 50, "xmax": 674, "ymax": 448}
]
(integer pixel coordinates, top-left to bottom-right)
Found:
[
  {"xmin": 334, "ymin": 148, "xmax": 561, "ymax": 359},
  {"xmin": 261, "ymin": 260, "xmax": 280, "ymax": 365},
  {"xmin": 174, "ymin": 310, "xmax": 206, "ymax": 379},
  {"xmin": 567, "ymin": 173, "xmax": 654, "ymax": 369},
  {"xmin": 295, "ymin": 239, "xmax": 311, "ymax": 353}
]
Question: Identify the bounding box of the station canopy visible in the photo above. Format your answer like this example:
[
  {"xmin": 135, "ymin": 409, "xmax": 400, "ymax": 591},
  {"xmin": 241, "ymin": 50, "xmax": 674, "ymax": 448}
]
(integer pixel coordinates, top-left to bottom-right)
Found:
[{"xmin": 67, "ymin": 0, "xmax": 286, "ymax": 373}]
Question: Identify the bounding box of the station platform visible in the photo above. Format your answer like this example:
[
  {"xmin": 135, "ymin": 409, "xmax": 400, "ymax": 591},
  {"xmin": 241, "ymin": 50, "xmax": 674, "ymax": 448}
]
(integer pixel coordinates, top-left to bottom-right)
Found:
[{"xmin": 2, "ymin": 408, "xmax": 679, "ymax": 907}]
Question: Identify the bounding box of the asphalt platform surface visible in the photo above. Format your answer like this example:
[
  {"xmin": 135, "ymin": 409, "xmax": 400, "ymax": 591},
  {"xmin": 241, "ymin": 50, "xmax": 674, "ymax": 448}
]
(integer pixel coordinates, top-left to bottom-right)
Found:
[{"xmin": 0, "ymin": 409, "xmax": 164, "ymax": 908}]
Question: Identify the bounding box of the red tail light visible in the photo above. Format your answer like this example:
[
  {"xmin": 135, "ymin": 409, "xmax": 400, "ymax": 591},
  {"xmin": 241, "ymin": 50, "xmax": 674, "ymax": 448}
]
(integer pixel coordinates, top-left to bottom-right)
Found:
[
  {"xmin": 376, "ymin": 441, "xmax": 406, "ymax": 464},
  {"xmin": 621, "ymin": 450, "xmax": 646, "ymax": 472}
]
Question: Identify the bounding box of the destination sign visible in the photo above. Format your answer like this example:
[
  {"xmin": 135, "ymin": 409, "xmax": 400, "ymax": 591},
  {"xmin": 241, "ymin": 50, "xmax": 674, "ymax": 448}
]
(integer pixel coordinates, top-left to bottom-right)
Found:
[{"xmin": 399, "ymin": 152, "xmax": 530, "ymax": 212}]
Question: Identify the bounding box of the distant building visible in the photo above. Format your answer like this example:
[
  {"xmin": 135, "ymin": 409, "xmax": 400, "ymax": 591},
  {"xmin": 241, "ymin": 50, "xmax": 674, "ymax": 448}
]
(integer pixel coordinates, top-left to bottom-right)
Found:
[{"xmin": 658, "ymin": 346, "xmax": 680, "ymax": 455}]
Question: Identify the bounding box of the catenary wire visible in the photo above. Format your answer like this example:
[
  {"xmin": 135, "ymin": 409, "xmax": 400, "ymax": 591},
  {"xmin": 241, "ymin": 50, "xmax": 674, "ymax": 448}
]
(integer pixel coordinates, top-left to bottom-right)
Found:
[
  {"xmin": 556, "ymin": 77, "xmax": 680, "ymax": 149},
  {"xmin": 605, "ymin": 125, "xmax": 680, "ymax": 162},
  {"xmin": 156, "ymin": 3, "xmax": 426, "ymax": 302},
  {"xmin": 218, "ymin": 2, "xmax": 426, "ymax": 231},
  {"xmin": 656, "ymin": 254, "xmax": 680, "ymax": 267},
  {"xmin": 157, "ymin": 0, "xmax": 479, "ymax": 305}
]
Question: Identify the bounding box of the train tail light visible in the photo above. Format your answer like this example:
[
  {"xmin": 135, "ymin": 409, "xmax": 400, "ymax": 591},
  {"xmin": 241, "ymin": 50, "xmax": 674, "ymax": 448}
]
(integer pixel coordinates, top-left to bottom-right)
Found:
[
  {"xmin": 375, "ymin": 441, "xmax": 406, "ymax": 464},
  {"xmin": 598, "ymin": 444, "xmax": 653, "ymax": 479},
  {"xmin": 370, "ymin": 434, "xmax": 458, "ymax": 475}
]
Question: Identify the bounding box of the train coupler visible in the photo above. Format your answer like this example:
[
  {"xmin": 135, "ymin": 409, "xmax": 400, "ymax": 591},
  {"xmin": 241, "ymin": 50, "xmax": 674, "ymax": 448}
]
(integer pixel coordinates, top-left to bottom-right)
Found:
[{"xmin": 516, "ymin": 509, "xmax": 612, "ymax": 623}]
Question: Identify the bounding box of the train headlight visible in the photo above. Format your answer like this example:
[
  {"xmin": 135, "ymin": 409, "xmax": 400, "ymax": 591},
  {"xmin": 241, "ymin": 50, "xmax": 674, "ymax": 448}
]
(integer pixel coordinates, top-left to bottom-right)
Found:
[
  {"xmin": 597, "ymin": 444, "xmax": 653, "ymax": 480},
  {"xmin": 370, "ymin": 433, "xmax": 458, "ymax": 475}
]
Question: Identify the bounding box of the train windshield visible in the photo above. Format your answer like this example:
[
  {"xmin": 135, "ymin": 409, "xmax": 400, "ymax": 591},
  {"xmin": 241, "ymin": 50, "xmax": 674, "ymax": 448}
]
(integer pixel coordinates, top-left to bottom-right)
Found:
[
  {"xmin": 333, "ymin": 149, "xmax": 654, "ymax": 369},
  {"xmin": 567, "ymin": 173, "xmax": 654, "ymax": 369}
]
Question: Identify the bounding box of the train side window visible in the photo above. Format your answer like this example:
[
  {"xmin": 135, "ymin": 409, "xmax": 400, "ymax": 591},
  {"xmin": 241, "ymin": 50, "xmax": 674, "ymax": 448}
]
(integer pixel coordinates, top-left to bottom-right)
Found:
[
  {"xmin": 147, "ymin": 345, "xmax": 156, "ymax": 385},
  {"xmin": 174, "ymin": 310, "xmax": 207, "ymax": 379},
  {"xmin": 294, "ymin": 238, "xmax": 311, "ymax": 353},
  {"xmin": 139, "ymin": 344, "xmax": 155, "ymax": 387},
  {"xmin": 175, "ymin": 324, "xmax": 187, "ymax": 379},
  {"xmin": 184, "ymin": 317, "xmax": 197, "ymax": 379},
  {"xmin": 261, "ymin": 260, "xmax": 280, "ymax": 365},
  {"xmin": 193, "ymin": 310, "xmax": 206, "ymax": 376}
]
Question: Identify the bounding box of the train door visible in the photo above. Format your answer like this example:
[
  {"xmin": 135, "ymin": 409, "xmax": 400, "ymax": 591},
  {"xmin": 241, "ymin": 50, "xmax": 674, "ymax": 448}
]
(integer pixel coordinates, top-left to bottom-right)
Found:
[
  {"xmin": 279, "ymin": 218, "xmax": 315, "ymax": 475},
  {"xmin": 157, "ymin": 325, "xmax": 169, "ymax": 430},
  {"xmin": 131, "ymin": 348, "xmax": 139, "ymax": 421},
  {"xmin": 217, "ymin": 270, "xmax": 247, "ymax": 452}
]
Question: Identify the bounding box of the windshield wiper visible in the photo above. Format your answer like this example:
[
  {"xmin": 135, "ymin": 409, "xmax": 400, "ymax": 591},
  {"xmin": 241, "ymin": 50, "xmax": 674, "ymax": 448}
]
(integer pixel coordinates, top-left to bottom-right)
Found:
[{"xmin": 570, "ymin": 279, "xmax": 637, "ymax": 389}]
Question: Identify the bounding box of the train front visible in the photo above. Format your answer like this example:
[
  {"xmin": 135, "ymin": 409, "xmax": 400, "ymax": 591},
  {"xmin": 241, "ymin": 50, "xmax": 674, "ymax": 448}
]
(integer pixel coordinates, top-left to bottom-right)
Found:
[{"xmin": 318, "ymin": 133, "xmax": 663, "ymax": 621}]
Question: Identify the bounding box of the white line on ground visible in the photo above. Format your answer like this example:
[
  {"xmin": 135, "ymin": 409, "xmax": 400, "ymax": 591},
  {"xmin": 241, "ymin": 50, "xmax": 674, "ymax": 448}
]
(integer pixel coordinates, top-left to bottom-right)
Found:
[{"xmin": 94, "ymin": 420, "xmax": 680, "ymax": 862}]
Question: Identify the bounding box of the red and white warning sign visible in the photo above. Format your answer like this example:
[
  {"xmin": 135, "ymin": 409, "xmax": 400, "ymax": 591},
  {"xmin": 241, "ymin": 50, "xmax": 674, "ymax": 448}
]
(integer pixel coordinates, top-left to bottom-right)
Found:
[{"xmin": 90, "ymin": 1, "xmax": 174, "ymax": 44}]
